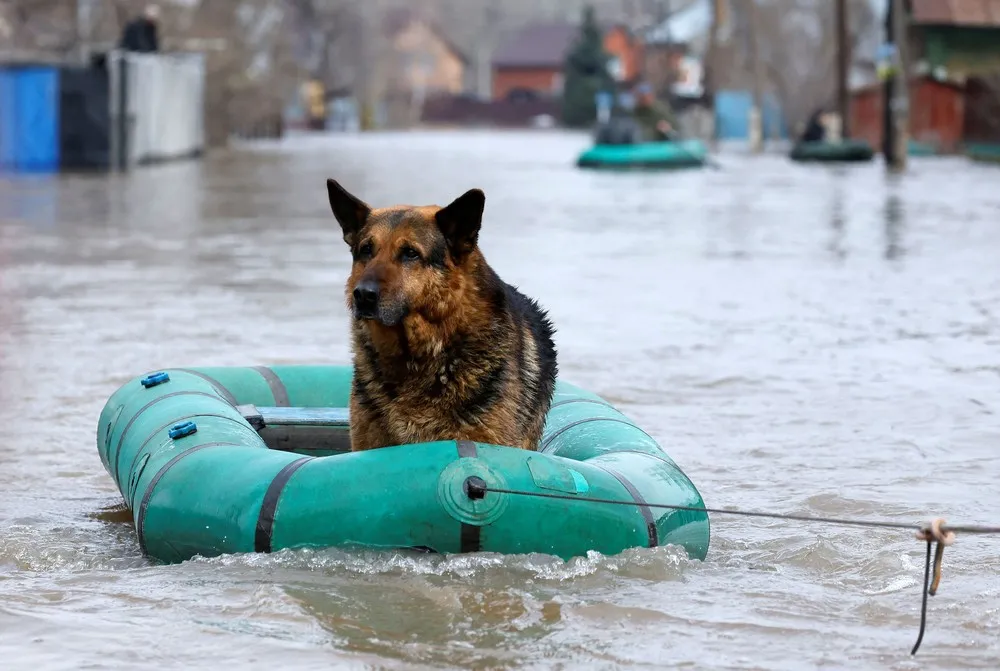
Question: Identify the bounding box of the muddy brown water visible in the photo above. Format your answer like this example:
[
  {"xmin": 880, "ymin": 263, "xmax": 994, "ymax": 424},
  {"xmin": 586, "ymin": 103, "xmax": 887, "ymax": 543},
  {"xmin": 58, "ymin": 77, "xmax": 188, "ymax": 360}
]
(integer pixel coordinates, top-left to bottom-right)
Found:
[{"xmin": 0, "ymin": 131, "xmax": 998, "ymax": 670}]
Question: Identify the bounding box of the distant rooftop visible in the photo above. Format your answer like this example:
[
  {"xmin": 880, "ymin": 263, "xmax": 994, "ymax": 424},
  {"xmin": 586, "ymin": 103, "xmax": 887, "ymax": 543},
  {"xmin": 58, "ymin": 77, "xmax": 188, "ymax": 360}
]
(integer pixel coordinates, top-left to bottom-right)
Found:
[
  {"xmin": 492, "ymin": 22, "xmax": 579, "ymax": 69},
  {"xmin": 910, "ymin": 0, "xmax": 1000, "ymax": 27}
]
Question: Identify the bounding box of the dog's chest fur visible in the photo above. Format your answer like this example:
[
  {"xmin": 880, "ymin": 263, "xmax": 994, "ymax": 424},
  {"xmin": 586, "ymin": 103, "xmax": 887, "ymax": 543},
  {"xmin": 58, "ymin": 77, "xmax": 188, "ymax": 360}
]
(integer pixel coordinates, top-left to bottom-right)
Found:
[{"xmin": 351, "ymin": 321, "xmax": 515, "ymax": 445}]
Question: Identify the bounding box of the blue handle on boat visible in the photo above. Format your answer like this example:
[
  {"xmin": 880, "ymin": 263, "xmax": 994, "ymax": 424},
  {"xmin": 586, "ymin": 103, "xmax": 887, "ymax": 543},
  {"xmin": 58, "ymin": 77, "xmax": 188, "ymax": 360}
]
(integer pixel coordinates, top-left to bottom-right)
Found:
[
  {"xmin": 168, "ymin": 421, "xmax": 198, "ymax": 439},
  {"xmin": 141, "ymin": 372, "xmax": 171, "ymax": 388}
]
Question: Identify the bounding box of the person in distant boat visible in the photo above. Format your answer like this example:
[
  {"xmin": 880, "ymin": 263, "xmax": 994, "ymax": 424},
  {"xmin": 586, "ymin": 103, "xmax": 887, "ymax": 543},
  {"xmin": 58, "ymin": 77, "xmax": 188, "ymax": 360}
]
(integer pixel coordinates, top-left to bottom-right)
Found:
[
  {"xmin": 800, "ymin": 108, "xmax": 828, "ymax": 143},
  {"xmin": 119, "ymin": 4, "xmax": 161, "ymax": 53},
  {"xmin": 595, "ymin": 89, "xmax": 641, "ymax": 145},
  {"xmin": 631, "ymin": 82, "xmax": 678, "ymax": 142}
]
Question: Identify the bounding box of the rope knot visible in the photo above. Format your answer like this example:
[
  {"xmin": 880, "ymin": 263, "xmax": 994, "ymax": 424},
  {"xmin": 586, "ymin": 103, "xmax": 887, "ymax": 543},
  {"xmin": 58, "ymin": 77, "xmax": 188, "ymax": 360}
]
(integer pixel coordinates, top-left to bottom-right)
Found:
[{"xmin": 915, "ymin": 517, "xmax": 955, "ymax": 546}]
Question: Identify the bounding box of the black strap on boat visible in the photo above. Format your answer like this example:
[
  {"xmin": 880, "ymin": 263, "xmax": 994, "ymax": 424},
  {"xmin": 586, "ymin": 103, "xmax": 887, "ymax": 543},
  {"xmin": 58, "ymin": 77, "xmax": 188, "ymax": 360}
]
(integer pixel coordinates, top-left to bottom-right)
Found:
[
  {"xmin": 456, "ymin": 440, "xmax": 482, "ymax": 553},
  {"xmin": 254, "ymin": 457, "xmax": 312, "ymax": 553},
  {"xmin": 136, "ymin": 441, "xmax": 240, "ymax": 555},
  {"xmin": 252, "ymin": 366, "xmax": 290, "ymax": 407},
  {"xmin": 173, "ymin": 369, "xmax": 239, "ymax": 406},
  {"xmin": 597, "ymin": 466, "xmax": 659, "ymax": 548}
]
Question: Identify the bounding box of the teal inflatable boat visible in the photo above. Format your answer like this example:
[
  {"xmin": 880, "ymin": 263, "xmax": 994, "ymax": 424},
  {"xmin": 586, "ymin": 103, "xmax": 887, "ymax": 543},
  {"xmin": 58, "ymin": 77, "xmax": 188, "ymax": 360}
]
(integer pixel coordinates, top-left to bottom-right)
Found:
[
  {"xmin": 789, "ymin": 139, "xmax": 875, "ymax": 163},
  {"xmin": 576, "ymin": 139, "xmax": 708, "ymax": 170},
  {"xmin": 966, "ymin": 143, "xmax": 1000, "ymax": 164},
  {"xmin": 96, "ymin": 366, "xmax": 710, "ymax": 565}
]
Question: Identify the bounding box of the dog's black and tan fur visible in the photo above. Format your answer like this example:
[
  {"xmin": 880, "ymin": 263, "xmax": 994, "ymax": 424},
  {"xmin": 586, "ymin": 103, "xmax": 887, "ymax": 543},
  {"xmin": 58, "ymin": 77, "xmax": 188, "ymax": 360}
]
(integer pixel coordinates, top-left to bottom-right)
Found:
[{"xmin": 326, "ymin": 179, "xmax": 557, "ymax": 452}]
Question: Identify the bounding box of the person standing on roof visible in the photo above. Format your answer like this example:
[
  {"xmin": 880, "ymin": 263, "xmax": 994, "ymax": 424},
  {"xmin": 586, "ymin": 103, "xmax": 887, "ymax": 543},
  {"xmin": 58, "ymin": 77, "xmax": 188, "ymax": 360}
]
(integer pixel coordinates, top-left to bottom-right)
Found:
[{"xmin": 119, "ymin": 4, "xmax": 161, "ymax": 53}]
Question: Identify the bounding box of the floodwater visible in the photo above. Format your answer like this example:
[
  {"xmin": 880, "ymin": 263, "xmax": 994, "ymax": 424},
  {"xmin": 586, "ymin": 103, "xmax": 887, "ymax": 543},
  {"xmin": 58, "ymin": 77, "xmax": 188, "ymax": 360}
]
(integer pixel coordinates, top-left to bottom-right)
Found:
[{"xmin": 0, "ymin": 130, "xmax": 998, "ymax": 670}]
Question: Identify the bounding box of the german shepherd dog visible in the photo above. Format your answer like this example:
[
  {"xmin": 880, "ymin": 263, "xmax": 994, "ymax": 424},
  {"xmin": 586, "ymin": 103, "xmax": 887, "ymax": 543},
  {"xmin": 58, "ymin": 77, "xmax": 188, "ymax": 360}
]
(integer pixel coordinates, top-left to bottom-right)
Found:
[{"xmin": 326, "ymin": 179, "xmax": 558, "ymax": 452}]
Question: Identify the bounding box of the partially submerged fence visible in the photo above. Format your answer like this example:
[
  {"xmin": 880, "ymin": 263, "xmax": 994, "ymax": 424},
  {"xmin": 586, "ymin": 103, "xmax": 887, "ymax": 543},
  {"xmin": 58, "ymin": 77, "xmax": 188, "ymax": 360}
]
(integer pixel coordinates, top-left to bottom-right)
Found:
[
  {"xmin": 0, "ymin": 49, "xmax": 205, "ymax": 173},
  {"xmin": 108, "ymin": 49, "xmax": 205, "ymax": 168}
]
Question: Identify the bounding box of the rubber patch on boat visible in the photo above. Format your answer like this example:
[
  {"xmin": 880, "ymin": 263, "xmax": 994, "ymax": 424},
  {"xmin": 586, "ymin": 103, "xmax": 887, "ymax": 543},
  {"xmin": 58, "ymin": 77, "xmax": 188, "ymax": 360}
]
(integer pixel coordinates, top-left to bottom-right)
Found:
[{"xmin": 527, "ymin": 457, "xmax": 585, "ymax": 494}]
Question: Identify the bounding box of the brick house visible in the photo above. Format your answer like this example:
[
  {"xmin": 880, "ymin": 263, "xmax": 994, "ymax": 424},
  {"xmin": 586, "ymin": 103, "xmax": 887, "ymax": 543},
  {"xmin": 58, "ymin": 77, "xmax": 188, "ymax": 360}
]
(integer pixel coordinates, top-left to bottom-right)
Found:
[
  {"xmin": 907, "ymin": 0, "xmax": 1000, "ymax": 147},
  {"xmin": 491, "ymin": 23, "xmax": 577, "ymax": 101},
  {"xmin": 491, "ymin": 22, "xmax": 647, "ymax": 102},
  {"xmin": 603, "ymin": 24, "xmax": 644, "ymax": 84},
  {"xmin": 849, "ymin": 0, "xmax": 1000, "ymax": 153},
  {"xmin": 850, "ymin": 76, "xmax": 966, "ymax": 153}
]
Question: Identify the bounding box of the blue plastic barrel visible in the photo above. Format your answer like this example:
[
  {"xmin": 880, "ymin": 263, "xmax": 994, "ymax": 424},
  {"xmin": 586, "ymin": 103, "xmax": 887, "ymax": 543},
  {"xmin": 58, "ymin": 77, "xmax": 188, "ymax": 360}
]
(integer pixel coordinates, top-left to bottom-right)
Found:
[{"xmin": 0, "ymin": 65, "xmax": 60, "ymax": 172}]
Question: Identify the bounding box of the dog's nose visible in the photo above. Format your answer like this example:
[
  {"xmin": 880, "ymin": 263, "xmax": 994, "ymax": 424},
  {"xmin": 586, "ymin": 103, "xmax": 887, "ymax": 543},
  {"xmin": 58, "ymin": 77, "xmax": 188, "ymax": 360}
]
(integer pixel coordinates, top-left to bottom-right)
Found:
[{"xmin": 353, "ymin": 281, "xmax": 379, "ymax": 315}]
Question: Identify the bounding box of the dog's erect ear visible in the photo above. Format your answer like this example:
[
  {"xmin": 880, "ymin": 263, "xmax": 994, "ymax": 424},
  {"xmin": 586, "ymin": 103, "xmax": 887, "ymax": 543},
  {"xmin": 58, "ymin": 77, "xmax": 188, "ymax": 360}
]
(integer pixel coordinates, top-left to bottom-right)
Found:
[
  {"xmin": 327, "ymin": 179, "xmax": 371, "ymax": 247},
  {"xmin": 435, "ymin": 189, "xmax": 485, "ymax": 261}
]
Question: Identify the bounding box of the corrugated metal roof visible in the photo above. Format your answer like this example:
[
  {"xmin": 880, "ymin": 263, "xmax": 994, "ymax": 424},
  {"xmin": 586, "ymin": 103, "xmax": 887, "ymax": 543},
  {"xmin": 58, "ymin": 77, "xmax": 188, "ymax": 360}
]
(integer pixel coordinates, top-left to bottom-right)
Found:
[
  {"xmin": 911, "ymin": 0, "xmax": 1000, "ymax": 27},
  {"xmin": 492, "ymin": 23, "xmax": 578, "ymax": 69}
]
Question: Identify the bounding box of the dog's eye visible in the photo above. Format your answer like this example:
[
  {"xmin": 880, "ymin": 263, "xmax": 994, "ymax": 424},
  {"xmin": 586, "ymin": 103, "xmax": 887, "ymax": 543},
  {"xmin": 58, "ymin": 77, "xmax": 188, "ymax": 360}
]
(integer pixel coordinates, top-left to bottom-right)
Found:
[
  {"xmin": 399, "ymin": 246, "xmax": 421, "ymax": 262},
  {"xmin": 358, "ymin": 241, "xmax": 374, "ymax": 259}
]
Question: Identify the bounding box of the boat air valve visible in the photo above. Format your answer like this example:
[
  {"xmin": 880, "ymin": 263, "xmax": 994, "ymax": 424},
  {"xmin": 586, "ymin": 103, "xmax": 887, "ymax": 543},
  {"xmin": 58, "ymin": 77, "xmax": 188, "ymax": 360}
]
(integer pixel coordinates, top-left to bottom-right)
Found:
[{"xmin": 463, "ymin": 476, "xmax": 487, "ymax": 500}]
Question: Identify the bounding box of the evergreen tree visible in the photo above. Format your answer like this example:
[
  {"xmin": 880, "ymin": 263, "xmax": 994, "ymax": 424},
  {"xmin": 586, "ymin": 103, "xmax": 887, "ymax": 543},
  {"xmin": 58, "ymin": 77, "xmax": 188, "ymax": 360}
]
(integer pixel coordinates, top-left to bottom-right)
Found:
[{"xmin": 561, "ymin": 6, "xmax": 613, "ymax": 128}]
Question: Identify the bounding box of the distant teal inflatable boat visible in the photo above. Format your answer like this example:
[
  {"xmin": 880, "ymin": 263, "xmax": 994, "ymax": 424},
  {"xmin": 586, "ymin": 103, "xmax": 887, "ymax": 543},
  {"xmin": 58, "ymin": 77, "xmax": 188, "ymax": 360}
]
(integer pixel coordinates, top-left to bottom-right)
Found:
[
  {"xmin": 577, "ymin": 139, "xmax": 708, "ymax": 170},
  {"xmin": 966, "ymin": 143, "xmax": 1000, "ymax": 164},
  {"xmin": 790, "ymin": 139, "xmax": 875, "ymax": 163}
]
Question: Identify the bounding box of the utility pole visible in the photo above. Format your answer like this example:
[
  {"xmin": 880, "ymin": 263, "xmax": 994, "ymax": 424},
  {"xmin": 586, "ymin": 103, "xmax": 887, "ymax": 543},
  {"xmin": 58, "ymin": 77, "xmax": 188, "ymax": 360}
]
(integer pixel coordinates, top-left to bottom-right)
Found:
[
  {"xmin": 882, "ymin": 0, "xmax": 909, "ymax": 171},
  {"xmin": 836, "ymin": 0, "xmax": 850, "ymax": 139},
  {"xmin": 357, "ymin": 0, "xmax": 383, "ymax": 131},
  {"xmin": 704, "ymin": 0, "xmax": 723, "ymax": 150},
  {"xmin": 660, "ymin": 0, "xmax": 674, "ymax": 97},
  {"xmin": 747, "ymin": 0, "xmax": 764, "ymax": 152}
]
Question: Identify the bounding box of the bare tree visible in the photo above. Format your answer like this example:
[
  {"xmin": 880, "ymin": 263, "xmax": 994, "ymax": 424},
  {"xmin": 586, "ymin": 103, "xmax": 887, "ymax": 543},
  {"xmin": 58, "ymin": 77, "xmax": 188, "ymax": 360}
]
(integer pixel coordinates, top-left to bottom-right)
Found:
[
  {"xmin": 287, "ymin": 0, "xmax": 363, "ymax": 88},
  {"xmin": 752, "ymin": 0, "xmax": 877, "ymax": 133},
  {"xmin": 0, "ymin": 0, "xmax": 80, "ymax": 58},
  {"xmin": 193, "ymin": 0, "xmax": 303, "ymax": 143}
]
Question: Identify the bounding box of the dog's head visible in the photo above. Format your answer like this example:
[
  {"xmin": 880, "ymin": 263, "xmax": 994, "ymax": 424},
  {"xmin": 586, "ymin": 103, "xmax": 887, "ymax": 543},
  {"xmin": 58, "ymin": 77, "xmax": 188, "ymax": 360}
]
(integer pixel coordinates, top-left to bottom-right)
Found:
[{"xmin": 327, "ymin": 179, "xmax": 485, "ymax": 327}]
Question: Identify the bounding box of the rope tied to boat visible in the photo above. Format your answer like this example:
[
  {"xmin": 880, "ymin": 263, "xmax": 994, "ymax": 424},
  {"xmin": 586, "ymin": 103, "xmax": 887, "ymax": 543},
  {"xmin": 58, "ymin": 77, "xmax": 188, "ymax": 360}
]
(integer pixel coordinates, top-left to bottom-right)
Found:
[
  {"xmin": 464, "ymin": 479, "xmax": 1000, "ymax": 656},
  {"xmin": 911, "ymin": 518, "xmax": 956, "ymax": 655}
]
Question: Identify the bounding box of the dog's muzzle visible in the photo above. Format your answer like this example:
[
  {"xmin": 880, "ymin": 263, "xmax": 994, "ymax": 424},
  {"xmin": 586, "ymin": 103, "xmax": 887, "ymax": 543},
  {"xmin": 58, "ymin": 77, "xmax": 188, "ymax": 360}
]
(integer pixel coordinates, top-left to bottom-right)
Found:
[{"xmin": 352, "ymin": 280, "xmax": 379, "ymax": 320}]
